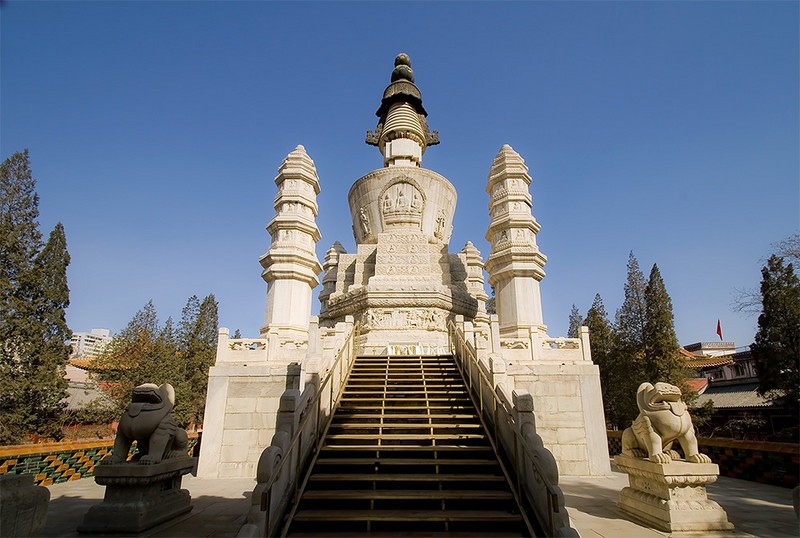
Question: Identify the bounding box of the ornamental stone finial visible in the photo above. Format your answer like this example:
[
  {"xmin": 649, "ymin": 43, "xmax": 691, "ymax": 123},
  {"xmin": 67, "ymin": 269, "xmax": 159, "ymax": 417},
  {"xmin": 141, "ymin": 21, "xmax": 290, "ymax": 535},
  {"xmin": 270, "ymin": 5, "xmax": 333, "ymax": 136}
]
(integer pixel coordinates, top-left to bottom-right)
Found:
[
  {"xmin": 395, "ymin": 53, "xmax": 411, "ymax": 66},
  {"xmin": 391, "ymin": 53, "xmax": 414, "ymax": 82},
  {"xmin": 366, "ymin": 53, "xmax": 439, "ymax": 165}
]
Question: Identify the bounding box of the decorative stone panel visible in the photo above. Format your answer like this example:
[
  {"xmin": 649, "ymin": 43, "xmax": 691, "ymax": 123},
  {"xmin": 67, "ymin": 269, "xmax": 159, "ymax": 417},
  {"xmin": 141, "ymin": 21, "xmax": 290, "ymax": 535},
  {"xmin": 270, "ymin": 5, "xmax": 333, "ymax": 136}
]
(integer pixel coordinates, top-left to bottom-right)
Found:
[{"xmin": 0, "ymin": 435, "xmax": 198, "ymax": 486}]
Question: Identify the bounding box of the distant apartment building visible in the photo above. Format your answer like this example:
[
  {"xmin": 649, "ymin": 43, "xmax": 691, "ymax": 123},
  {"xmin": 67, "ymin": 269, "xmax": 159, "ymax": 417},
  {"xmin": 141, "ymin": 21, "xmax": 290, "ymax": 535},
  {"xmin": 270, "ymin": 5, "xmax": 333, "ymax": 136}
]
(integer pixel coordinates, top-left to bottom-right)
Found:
[
  {"xmin": 70, "ymin": 328, "xmax": 112, "ymax": 359},
  {"xmin": 65, "ymin": 329, "xmax": 114, "ymax": 411}
]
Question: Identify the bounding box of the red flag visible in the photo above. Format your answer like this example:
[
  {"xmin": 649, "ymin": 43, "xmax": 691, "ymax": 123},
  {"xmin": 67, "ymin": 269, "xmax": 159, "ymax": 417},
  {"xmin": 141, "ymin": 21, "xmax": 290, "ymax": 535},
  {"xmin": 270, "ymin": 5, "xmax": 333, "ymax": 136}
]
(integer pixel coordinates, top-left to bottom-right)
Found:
[{"xmin": 716, "ymin": 320, "xmax": 723, "ymax": 341}]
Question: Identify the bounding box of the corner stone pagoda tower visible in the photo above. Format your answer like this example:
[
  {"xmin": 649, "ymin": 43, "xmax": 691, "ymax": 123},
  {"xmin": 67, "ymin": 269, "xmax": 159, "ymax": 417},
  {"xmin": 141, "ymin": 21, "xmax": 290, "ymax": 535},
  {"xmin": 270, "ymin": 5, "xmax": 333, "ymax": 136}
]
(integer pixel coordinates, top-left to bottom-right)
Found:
[{"xmin": 198, "ymin": 54, "xmax": 610, "ymax": 479}]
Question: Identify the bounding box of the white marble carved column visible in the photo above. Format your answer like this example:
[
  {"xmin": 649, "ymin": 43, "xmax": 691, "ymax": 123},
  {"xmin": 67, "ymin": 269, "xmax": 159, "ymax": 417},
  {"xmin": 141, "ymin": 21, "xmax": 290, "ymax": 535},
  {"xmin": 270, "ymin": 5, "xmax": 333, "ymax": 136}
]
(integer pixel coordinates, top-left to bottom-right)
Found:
[
  {"xmin": 260, "ymin": 145, "xmax": 323, "ymax": 345},
  {"xmin": 461, "ymin": 241, "xmax": 489, "ymax": 324},
  {"xmin": 484, "ymin": 145, "xmax": 547, "ymax": 338},
  {"xmin": 318, "ymin": 242, "xmax": 346, "ymax": 318}
]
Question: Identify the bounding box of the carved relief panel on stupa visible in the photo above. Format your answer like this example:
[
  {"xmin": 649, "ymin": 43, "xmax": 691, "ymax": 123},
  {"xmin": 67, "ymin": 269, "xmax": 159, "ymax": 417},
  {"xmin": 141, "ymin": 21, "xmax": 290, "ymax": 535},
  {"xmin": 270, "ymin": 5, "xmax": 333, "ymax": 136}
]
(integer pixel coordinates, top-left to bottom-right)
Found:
[
  {"xmin": 362, "ymin": 308, "xmax": 447, "ymax": 331},
  {"xmin": 380, "ymin": 179, "xmax": 424, "ymax": 229}
]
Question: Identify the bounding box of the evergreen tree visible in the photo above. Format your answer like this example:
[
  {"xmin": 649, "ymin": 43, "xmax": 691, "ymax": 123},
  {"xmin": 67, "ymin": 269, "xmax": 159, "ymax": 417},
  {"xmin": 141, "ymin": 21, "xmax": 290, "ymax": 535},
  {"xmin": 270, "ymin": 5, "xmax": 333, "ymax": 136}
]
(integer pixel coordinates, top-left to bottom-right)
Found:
[
  {"xmin": 93, "ymin": 300, "xmax": 163, "ymax": 413},
  {"xmin": 751, "ymin": 255, "xmax": 800, "ymax": 406},
  {"xmin": 567, "ymin": 304, "xmax": 583, "ymax": 338},
  {"xmin": 615, "ymin": 251, "xmax": 648, "ymax": 353},
  {"xmin": 94, "ymin": 295, "xmax": 218, "ymax": 428},
  {"xmin": 178, "ymin": 295, "xmax": 201, "ymax": 343},
  {"xmin": 193, "ymin": 294, "xmax": 218, "ymax": 422},
  {"xmin": 583, "ymin": 294, "xmax": 620, "ymax": 426},
  {"xmin": 0, "ymin": 151, "xmax": 71, "ymax": 443},
  {"xmin": 0, "ymin": 150, "xmax": 41, "ymax": 442},
  {"xmin": 232, "ymin": 329, "xmax": 242, "ymax": 339},
  {"xmin": 0, "ymin": 151, "xmax": 42, "ymax": 358},
  {"xmin": 28, "ymin": 223, "xmax": 72, "ymax": 438},
  {"xmin": 608, "ymin": 251, "xmax": 649, "ymax": 428},
  {"xmin": 158, "ymin": 315, "xmax": 180, "ymax": 380},
  {"xmin": 642, "ymin": 263, "xmax": 685, "ymax": 385},
  {"xmin": 177, "ymin": 294, "xmax": 218, "ymax": 426},
  {"xmin": 155, "ymin": 316, "xmax": 185, "ymax": 418}
]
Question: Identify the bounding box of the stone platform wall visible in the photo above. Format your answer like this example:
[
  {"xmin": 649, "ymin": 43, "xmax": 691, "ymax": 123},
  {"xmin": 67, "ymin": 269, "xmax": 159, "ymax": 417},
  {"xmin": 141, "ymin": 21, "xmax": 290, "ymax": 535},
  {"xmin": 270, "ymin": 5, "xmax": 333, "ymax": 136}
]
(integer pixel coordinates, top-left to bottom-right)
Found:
[
  {"xmin": 0, "ymin": 434, "xmax": 199, "ymax": 486},
  {"xmin": 606, "ymin": 430, "xmax": 799, "ymax": 488}
]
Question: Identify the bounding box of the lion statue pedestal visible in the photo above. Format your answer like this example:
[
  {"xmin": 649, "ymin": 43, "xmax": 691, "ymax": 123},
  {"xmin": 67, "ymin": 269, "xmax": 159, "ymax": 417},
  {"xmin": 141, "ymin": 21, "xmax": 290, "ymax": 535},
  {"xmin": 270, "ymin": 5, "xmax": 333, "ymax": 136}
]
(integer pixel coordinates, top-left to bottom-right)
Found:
[
  {"xmin": 615, "ymin": 455, "xmax": 733, "ymax": 533},
  {"xmin": 78, "ymin": 456, "xmax": 195, "ymax": 533},
  {"xmin": 78, "ymin": 383, "xmax": 196, "ymax": 533},
  {"xmin": 615, "ymin": 382, "xmax": 733, "ymax": 533}
]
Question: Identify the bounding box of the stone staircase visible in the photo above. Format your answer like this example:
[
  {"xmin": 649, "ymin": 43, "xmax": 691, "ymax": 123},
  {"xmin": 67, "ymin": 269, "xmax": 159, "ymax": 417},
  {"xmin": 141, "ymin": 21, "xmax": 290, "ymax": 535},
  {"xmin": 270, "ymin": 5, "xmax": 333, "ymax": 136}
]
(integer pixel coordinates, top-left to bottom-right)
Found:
[{"xmin": 286, "ymin": 355, "xmax": 531, "ymax": 536}]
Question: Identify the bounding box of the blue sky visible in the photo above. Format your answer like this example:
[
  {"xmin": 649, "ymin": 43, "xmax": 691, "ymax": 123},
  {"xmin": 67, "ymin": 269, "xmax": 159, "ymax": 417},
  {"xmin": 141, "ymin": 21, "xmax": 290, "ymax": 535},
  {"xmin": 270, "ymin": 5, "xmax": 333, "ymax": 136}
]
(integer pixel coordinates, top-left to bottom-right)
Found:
[{"xmin": 2, "ymin": 1, "xmax": 798, "ymax": 349}]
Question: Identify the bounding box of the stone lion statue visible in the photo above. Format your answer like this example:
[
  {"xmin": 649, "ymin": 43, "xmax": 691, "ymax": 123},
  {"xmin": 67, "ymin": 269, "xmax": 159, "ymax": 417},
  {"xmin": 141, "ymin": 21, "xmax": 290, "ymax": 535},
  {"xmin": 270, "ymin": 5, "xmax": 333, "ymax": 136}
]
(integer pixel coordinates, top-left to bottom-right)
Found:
[
  {"xmin": 621, "ymin": 381, "xmax": 711, "ymax": 464},
  {"xmin": 112, "ymin": 383, "xmax": 189, "ymax": 465}
]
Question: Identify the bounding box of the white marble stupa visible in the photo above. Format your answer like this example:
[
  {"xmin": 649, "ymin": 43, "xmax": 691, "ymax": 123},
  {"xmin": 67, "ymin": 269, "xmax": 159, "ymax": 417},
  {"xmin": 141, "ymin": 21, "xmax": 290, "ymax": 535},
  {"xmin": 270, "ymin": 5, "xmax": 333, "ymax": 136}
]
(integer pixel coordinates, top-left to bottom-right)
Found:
[
  {"xmin": 198, "ymin": 54, "xmax": 609, "ymax": 479},
  {"xmin": 318, "ymin": 53, "xmax": 487, "ymax": 355}
]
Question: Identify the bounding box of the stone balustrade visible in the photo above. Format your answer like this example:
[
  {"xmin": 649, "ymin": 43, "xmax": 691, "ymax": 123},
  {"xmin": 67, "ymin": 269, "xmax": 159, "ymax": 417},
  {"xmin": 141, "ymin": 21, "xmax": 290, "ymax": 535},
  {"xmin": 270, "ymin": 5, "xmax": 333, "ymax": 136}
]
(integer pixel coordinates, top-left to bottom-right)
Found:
[{"xmin": 215, "ymin": 328, "xmax": 269, "ymax": 363}]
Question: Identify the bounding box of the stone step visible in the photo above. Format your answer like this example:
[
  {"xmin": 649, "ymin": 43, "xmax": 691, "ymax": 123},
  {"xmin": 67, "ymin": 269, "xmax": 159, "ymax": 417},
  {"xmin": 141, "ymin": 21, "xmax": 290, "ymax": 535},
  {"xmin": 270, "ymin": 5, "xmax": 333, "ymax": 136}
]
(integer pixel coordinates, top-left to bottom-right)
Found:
[
  {"xmin": 317, "ymin": 445, "xmax": 495, "ymax": 454},
  {"xmin": 332, "ymin": 413, "xmax": 477, "ymax": 420},
  {"xmin": 325, "ymin": 433, "xmax": 487, "ymax": 441},
  {"xmin": 292, "ymin": 509, "xmax": 522, "ymax": 522},
  {"xmin": 314, "ymin": 458, "xmax": 499, "ymax": 467},
  {"xmin": 308, "ymin": 473, "xmax": 505, "ymax": 483},
  {"xmin": 328, "ymin": 423, "xmax": 482, "ymax": 430},
  {"xmin": 286, "ymin": 354, "xmax": 527, "ymax": 536}
]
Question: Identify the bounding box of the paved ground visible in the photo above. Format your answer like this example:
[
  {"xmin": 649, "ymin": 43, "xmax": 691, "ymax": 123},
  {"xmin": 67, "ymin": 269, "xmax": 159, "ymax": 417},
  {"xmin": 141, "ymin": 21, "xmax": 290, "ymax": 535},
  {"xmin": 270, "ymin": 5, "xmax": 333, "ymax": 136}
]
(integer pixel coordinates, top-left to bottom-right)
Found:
[
  {"xmin": 40, "ymin": 461, "xmax": 798, "ymax": 537},
  {"xmin": 560, "ymin": 461, "xmax": 798, "ymax": 538},
  {"xmin": 42, "ymin": 475, "xmax": 255, "ymax": 538}
]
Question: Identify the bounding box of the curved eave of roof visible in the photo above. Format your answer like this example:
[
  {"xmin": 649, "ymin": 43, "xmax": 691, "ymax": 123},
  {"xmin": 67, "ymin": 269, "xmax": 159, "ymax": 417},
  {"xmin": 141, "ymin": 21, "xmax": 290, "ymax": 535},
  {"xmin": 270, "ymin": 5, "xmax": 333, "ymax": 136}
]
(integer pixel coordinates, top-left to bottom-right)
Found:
[
  {"xmin": 377, "ymin": 80, "xmax": 427, "ymax": 117},
  {"xmin": 695, "ymin": 383, "xmax": 783, "ymax": 409},
  {"xmin": 69, "ymin": 357, "xmax": 124, "ymax": 371},
  {"xmin": 685, "ymin": 378, "xmax": 709, "ymax": 393},
  {"xmin": 69, "ymin": 357, "xmax": 94, "ymax": 369},
  {"xmin": 685, "ymin": 357, "xmax": 735, "ymax": 368}
]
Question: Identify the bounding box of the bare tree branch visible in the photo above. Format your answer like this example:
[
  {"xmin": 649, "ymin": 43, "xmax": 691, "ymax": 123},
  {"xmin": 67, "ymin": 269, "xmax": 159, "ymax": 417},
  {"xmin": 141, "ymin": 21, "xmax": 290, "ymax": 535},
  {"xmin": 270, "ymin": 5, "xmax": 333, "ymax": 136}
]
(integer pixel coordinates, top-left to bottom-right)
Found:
[
  {"xmin": 731, "ymin": 287, "xmax": 761, "ymax": 315},
  {"xmin": 773, "ymin": 233, "xmax": 800, "ymax": 264}
]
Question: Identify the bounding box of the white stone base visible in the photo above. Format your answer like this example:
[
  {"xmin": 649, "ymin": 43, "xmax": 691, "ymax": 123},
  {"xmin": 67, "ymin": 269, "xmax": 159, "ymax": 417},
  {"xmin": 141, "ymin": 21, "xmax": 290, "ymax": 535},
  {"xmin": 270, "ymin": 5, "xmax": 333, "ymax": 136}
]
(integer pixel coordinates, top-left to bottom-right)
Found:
[
  {"xmin": 509, "ymin": 360, "xmax": 611, "ymax": 476},
  {"xmin": 614, "ymin": 454, "xmax": 734, "ymax": 533},
  {"xmin": 357, "ymin": 326, "xmax": 450, "ymax": 357},
  {"xmin": 0, "ymin": 474, "xmax": 49, "ymax": 537},
  {"xmin": 197, "ymin": 364, "xmax": 296, "ymax": 478}
]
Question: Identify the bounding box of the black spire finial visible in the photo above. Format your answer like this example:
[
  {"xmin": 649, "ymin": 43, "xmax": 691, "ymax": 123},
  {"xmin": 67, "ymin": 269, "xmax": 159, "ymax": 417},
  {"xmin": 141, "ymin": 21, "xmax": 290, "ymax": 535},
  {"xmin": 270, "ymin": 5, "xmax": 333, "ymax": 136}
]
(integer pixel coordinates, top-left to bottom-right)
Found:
[
  {"xmin": 391, "ymin": 53, "xmax": 414, "ymax": 83},
  {"xmin": 367, "ymin": 53, "xmax": 438, "ymax": 148}
]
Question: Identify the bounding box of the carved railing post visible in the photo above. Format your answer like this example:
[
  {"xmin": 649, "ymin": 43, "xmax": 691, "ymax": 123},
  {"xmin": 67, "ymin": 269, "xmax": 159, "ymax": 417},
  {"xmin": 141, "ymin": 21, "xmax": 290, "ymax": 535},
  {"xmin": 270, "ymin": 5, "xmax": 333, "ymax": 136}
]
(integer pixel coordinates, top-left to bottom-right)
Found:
[
  {"xmin": 489, "ymin": 314, "xmax": 501, "ymax": 355},
  {"xmin": 216, "ymin": 327, "xmax": 230, "ymax": 362},
  {"xmin": 464, "ymin": 320, "xmax": 474, "ymax": 350},
  {"xmin": 490, "ymin": 354, "xmax": 509, "ymax": 393},
  {"xmin": 303, "ymin": 317, "xmax": 322, "ymax": 390},
  {"xmin": 267, "ymin": 329, "xmax": 280, "ymax": 362},
  {"xmin": 579, "ymin": 326, "xmax": 592, "ymax": 362},
  {"xmin": 528, "ymin": 326, "xmax": 539, "ymax": 362},
  {"xmin": 276, "ymin": 390, "xmax": 303, "ymax": 496}
]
